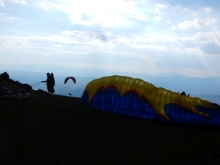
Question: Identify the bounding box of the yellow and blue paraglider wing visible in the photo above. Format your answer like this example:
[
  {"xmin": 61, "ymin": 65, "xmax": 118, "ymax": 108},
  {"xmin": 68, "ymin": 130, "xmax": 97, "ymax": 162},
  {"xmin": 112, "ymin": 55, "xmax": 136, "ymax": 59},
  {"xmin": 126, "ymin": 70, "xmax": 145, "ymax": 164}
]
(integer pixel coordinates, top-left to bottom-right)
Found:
[{"xmin": 81, "ymin": 75, "xmax": 220, "ymax": 126}]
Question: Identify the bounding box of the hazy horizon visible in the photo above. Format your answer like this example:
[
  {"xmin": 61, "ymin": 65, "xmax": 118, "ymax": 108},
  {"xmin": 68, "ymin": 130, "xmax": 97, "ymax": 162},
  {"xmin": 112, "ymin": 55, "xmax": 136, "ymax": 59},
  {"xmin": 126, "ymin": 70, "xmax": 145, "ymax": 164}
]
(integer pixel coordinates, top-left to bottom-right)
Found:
[
  {"xmin": 1, "ymin": 69, "xmax": 220, "ymax": 105},
  {"xmin": 1, "ymin": 0, "xmax": 220, "ymax": 78}
]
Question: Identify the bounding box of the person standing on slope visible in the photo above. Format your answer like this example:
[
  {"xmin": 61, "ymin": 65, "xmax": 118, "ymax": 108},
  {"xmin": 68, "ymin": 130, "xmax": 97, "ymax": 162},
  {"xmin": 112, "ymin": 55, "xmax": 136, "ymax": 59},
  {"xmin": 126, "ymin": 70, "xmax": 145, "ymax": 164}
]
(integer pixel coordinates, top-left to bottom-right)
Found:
[
  {"xmin": 41, "ymin": 73, "xmax": 54, "ymax": 95},
  {"xmin": 50, "ymin": 73, "xmax": 55, "ymax": 94}
]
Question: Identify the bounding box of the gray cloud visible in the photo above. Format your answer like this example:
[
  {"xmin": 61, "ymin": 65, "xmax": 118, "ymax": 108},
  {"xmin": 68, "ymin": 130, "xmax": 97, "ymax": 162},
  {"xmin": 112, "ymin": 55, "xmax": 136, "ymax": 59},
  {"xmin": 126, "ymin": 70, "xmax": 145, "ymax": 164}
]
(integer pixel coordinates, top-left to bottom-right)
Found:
[
  {"xmin": 95, "ymin": 32, "xmax": 108, "ymax": 42},
  {"xmin": 62, "ymin": 30, "xmax": 109, "ymax": 42},
  {"xmin": 200, "ymin": 42, "xmax": 220, "ymax": 54}
]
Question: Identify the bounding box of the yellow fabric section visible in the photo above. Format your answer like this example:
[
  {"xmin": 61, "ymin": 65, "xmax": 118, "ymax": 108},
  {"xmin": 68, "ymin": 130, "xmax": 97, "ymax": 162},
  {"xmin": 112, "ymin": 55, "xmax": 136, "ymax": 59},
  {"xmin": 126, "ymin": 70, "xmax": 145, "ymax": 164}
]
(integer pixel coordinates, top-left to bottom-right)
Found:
[{"xmin": 84, "ymin": 75, "xmax": 216, "ymax": 120}]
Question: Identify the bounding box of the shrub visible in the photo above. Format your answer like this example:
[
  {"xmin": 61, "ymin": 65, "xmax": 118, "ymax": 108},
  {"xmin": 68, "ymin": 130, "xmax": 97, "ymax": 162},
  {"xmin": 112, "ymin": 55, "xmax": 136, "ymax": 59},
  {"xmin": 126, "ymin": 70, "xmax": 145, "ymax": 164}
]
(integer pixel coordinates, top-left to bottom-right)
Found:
[{"xmin": 0, "ymin": 72, "xmax": 10, "ymax": 81}]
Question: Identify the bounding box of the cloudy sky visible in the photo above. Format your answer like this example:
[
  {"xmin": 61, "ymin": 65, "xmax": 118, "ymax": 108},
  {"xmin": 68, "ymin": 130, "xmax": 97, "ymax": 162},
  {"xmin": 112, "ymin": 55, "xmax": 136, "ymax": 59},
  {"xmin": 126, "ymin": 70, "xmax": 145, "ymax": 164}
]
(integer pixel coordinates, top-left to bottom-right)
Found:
[{"xmin": 1, "ymin": 0, "xmax": 220, "ymax": 77}]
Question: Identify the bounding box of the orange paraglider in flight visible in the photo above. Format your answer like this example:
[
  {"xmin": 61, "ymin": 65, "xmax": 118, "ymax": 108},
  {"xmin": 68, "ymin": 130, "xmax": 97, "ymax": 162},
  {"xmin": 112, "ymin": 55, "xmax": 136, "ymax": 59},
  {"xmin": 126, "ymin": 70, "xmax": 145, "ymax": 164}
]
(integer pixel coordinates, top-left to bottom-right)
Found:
[{"xmin": 64, "ymin": 77, "xmax": 76, "ymax": 84}]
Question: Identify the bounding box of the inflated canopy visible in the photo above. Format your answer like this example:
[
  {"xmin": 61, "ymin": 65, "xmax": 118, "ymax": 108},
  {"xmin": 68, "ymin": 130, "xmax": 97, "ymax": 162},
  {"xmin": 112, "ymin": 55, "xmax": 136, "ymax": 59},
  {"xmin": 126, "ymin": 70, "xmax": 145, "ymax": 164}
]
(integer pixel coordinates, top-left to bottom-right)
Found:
[
  {"xmin": 81, "ymin": 75, "xmax": 220, "ymax": 126},
  {"xmin": 64, "ymin": 77, "xmax": 76, "ymax": 84}
]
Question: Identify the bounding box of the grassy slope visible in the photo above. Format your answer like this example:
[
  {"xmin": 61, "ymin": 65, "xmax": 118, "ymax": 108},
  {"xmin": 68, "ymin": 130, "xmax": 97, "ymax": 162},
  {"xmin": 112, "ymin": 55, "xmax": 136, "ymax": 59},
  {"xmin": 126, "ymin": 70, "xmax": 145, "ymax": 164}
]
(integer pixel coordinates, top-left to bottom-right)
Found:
[{"xmin": 1, "ymin": 80, "xmax": 220, "ymax": 165}]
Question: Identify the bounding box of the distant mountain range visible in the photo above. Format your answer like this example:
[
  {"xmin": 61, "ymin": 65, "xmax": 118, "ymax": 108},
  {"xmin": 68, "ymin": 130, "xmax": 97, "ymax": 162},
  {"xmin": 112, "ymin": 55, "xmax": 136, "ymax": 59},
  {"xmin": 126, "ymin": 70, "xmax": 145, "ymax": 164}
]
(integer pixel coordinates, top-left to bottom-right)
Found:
[{"xmin": 1, "ymin": 69, "xmax": 220, "ymax": 104}]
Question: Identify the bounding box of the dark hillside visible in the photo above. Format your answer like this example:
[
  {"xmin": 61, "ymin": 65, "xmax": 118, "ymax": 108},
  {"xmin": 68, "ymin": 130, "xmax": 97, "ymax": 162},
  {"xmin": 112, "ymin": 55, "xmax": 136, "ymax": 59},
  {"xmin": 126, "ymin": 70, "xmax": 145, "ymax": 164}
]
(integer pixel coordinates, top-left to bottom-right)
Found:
[{"xmin": 1, "ymin": 80, "xmax": 220, "ymax": 165}]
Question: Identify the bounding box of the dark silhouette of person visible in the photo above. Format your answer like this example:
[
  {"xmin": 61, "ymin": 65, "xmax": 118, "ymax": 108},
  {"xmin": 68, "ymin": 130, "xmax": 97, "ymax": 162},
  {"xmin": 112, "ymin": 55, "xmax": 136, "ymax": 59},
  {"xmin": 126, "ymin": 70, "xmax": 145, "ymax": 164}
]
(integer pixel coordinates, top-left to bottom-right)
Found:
[
  {"xmin": 180, "ymin": 91, "xmax": 186, "ymax": 95},
  {"xmin": 50, "ymin": 73, "xmax": 55, "ymax": 93},
  {"xmin": 41, "ymin": 73, "xmax": 54, "ymax": 95},
  {"xmin": 51, "ymin": 73, "xmax": 55, "ymax": 87}
]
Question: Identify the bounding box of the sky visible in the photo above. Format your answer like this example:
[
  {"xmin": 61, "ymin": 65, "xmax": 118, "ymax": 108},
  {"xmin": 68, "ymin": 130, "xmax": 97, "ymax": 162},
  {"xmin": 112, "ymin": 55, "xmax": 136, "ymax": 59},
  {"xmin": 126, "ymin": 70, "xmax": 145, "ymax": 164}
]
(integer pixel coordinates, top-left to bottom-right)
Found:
[{"xmin": 0, "ymin": 0, "xmax": 220, "ymax": 78}]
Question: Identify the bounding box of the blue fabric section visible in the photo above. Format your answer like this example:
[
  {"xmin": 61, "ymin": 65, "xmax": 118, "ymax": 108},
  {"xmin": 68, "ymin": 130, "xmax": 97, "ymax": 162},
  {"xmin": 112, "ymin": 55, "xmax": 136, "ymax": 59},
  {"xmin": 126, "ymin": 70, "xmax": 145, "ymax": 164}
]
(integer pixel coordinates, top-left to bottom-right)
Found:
[
  {"xmin": 165, "ymin": 103, "xmax": 220, "ymax": 125},
  {"xmin": 81, "ymin": 88, "xmax": 220, "ymax": 126},
  {"xmin": 89, "ymin": 87, "xmax": 165, "ymax": 121},
  {"xmin": 195, "ymin": 104, "xmax": 220, "ymax": 125},
  {"xmin": 81, "ymin": 90, "xmax": 89, "ymax": 106}
]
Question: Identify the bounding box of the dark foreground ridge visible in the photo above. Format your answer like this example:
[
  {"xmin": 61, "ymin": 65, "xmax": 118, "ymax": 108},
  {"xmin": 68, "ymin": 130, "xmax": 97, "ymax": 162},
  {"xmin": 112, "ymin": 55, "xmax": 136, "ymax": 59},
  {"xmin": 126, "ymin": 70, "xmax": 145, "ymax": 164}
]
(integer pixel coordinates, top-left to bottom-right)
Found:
[{"xmin": 1, "ymin": 80, "xmax": 220, "ymax": 165}]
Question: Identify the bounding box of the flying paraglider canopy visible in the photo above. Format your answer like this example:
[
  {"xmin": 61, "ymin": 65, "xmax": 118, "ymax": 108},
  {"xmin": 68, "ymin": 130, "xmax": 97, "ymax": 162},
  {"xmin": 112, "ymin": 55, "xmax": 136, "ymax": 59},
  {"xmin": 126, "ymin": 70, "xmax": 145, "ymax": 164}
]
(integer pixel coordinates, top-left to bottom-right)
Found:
[{"xmin": 64, "ymin": 77, "xmax": 76, "ymax": 84}]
